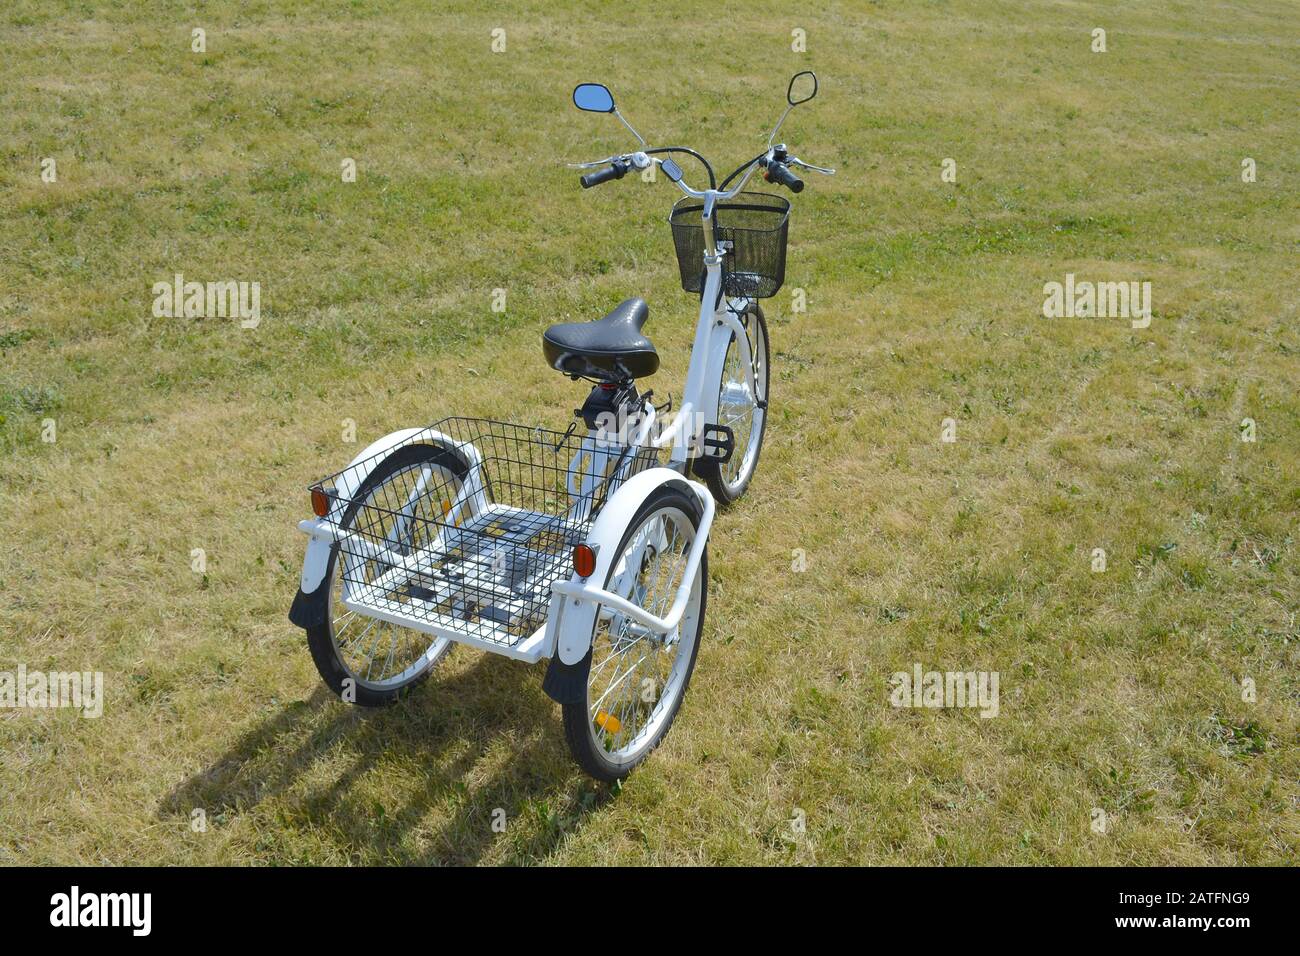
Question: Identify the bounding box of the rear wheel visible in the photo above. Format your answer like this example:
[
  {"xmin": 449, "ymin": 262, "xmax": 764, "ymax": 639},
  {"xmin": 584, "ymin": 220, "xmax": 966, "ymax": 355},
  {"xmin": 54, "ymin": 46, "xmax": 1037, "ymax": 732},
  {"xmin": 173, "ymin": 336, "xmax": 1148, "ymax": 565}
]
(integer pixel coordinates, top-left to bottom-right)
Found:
[
  {"xmin": 694, "ymin": 303, "xmax": 769, "ymax": 504},
  {"xmin": 562, "ymin": 486, "xmax": 707, "ymax": 781},
  {"xmin": 307, "ymin": 444, "xmax": 459, "ymax": 707}
]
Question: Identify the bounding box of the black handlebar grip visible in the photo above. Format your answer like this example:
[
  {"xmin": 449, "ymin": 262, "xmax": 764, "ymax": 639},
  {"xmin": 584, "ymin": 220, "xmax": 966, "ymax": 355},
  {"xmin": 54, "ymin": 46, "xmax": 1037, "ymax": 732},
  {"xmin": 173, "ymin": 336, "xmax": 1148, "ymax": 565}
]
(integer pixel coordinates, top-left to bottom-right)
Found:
[
  {"xmin": 580, "ymin": 162, "xmax": 627, "ymax": 189},
  {"xmin": 764, "ymin": 161, "xmax": 804, "ymax": 193}
]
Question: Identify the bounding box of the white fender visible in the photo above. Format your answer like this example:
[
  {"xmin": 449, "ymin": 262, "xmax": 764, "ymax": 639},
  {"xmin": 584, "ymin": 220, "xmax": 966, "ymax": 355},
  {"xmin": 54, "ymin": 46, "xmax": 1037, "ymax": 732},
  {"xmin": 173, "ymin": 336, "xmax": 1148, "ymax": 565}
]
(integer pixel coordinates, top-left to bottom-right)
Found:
[
  {"xmin": 670, "ymin": 296, "xmax": 754, "ymax": 468},
  {"xmin": 297, "ymin": 426, "xmax": 430, "ymax": 593},
  {"xmin": 703, "ymin": 299, "xmax": 758, "ymax": 425},
  {"xmin": 551, "ymin": 467, "xmax": 709, "ymax": 665}
]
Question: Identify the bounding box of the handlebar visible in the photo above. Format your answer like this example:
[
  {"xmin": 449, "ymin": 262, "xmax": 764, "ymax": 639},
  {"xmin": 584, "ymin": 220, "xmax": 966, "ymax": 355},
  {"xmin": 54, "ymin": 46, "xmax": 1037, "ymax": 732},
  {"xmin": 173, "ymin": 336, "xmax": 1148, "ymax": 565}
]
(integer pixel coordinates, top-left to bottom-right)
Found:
[
  {"xmin": 571, "ymin": 144, "xmax": 832, "ymax": 201},
  {"xmin": 580, "ymin": 160, "xmax": 630, "ymax": 189},
  {"xmin": 761, "ymin": 159, "xmax": 804, "ymax": 193}
]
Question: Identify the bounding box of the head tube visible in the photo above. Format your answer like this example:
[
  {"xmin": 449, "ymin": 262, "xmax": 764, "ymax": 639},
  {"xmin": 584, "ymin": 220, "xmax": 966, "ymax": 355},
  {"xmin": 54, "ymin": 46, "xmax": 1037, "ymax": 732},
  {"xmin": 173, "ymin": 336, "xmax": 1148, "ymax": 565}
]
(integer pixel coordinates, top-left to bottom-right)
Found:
[{"xmin": 701, "ymin": 194, "xmax": 717, "ymax": 258}]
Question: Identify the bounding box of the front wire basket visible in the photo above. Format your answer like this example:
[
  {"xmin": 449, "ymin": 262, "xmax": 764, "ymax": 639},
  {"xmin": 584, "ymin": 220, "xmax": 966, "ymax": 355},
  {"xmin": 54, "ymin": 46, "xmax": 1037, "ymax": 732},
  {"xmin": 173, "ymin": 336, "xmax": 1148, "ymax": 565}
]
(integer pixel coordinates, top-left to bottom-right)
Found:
[
  {"xmin": 669, "ymin": 191, "xmax": 791, "ymax": 298},
  {"xmin": 308, "ymin": 418, "xmax": 660, "ymax": 649}
]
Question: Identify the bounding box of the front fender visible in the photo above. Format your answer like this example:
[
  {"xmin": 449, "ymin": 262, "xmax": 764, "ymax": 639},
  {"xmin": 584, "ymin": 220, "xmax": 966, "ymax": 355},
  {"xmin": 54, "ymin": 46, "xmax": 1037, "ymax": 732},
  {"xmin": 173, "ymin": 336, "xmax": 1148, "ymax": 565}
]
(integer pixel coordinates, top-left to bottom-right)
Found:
[{"xmin": 670, "ymin": 298, "xmax": 752, "ymax": 468}]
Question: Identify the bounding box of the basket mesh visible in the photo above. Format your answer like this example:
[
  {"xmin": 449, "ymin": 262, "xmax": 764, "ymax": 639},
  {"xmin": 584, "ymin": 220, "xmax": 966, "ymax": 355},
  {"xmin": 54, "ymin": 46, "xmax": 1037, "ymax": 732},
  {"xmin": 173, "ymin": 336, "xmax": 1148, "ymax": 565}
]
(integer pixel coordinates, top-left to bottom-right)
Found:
[
  {"xmin": 670, "ymin": 191, "xmax": 791, "ymax": 298},
  {"xmin": 309, "ymin": 418, "xmax": 659, "ymax": 647}
]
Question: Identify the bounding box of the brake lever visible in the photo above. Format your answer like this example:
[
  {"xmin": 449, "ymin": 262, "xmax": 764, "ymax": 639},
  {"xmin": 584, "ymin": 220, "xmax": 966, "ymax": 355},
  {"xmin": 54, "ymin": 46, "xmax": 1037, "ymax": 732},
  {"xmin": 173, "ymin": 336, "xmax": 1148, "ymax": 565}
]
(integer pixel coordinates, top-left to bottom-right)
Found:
[
  {"xmin": 789, "ymin": 157, "xmax": 836, "ymax": 175},
  {"xmin": 565, "ymin": 151, "xmax": 651, "ymax": 171},
  {"xmin": 565, "ymin": 155, "xmax": 620, "ymax": 169}
]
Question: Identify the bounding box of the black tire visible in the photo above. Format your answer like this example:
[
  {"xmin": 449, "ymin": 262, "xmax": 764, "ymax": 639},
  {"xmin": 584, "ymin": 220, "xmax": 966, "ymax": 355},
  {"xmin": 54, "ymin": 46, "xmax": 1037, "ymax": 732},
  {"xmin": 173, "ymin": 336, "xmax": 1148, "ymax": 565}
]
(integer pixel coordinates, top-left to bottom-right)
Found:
[
  {"xmin": 561, "ymin": 486, "xmax": 707, "ymax": 781},
  {"xmin": 693, "ymin": 303, "xmax": 770, "ymax": 504},
  {"xmin": 307, "ymin": 443, "xmax": 462, "ymax": 707}
]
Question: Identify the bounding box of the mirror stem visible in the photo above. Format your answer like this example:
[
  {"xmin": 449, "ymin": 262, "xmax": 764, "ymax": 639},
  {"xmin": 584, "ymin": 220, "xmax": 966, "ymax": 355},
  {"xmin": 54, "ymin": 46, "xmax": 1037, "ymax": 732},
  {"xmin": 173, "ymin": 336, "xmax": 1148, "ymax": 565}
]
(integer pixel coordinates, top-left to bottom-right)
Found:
[
  {"xmin": 767, "ymin": 103, "xmax": 794, "ymax": 148},
  {"xmin": 613, "ymin": 108, "xmax": 647, "ymax": 147}
]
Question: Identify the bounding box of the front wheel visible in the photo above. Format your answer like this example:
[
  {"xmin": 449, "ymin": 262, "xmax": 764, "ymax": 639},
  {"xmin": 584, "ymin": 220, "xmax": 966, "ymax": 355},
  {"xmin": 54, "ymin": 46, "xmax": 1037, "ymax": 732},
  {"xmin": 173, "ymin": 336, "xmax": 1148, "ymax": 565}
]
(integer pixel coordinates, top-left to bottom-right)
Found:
[
  {"xmin": 562, "ymin": 486, "xmax": 707, "ymax": 781},
  {"xmin": 694, "ymin": 302, "xmax": 770, "ymax": 504}
]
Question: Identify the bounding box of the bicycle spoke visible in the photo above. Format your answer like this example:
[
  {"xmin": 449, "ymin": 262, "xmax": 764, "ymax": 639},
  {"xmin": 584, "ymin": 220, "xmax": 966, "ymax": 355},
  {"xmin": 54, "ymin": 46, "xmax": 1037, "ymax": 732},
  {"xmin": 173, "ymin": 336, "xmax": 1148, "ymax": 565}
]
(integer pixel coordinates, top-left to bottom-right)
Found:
[{"xmin": 590, "ymin": 647, "xmax": 651, "ymax": 715}]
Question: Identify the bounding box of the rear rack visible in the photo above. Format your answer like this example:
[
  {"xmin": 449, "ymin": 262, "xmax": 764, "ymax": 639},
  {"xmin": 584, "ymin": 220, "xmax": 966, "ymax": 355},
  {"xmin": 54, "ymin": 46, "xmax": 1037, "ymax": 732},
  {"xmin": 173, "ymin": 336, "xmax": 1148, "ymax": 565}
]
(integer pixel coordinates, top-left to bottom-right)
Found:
[{"xmin": 307, "ymin": 418, "xmax": 658, "ymax": 653}]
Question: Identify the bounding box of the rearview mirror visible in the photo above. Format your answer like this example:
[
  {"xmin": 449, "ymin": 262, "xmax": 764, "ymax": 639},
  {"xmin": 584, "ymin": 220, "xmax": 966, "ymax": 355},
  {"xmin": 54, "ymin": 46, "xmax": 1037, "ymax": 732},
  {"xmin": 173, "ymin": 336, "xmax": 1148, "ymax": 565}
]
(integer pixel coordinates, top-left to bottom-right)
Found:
[
  {"xmin": 573, "ymin": 83, "xmax": 615, "ymax": 113},
  {"xmin": 787, "ymin": 71, "xmax": 817, "ymax": 106},
  {"xmin": 768, "ymin": 71, "xmax": 820, "ymax": 146}
]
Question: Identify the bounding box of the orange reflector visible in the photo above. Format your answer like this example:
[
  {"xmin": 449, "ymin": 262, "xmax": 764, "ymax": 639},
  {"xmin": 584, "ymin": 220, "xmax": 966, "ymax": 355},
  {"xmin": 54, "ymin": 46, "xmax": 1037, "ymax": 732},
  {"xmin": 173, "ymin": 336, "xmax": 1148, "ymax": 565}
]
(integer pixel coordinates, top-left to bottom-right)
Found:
[
  {"xmin": 572, "ymin": 543, "xmax": 597, "ymax": 578},
  {"xmin": 310, "ymin": 486, "xmax": 330, "ymax": 517},
  {"xmin": 595, "ymin": 710, "xmax": 621, "ymax": 734}
]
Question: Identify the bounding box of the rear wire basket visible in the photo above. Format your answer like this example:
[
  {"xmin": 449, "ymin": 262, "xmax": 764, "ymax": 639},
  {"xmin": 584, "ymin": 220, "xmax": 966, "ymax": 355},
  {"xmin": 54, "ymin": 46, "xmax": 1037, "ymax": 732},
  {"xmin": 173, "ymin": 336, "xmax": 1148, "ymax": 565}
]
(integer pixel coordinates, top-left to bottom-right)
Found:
[
  {"xmin": 670, "ymin": 191, "xmax": 791, "ymax": 299},
  {"xmin": 309, "ymin": 418, "xmax": 660, "ymax": 649}
]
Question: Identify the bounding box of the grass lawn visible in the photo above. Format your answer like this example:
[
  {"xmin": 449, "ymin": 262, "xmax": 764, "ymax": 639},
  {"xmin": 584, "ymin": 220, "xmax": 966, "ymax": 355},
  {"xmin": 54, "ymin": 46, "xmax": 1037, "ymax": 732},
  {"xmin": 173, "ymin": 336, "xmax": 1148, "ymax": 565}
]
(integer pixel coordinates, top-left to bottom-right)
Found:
[{"xmin": 0, "ymin": 0, "xmax": 1296, "ymax": 864}]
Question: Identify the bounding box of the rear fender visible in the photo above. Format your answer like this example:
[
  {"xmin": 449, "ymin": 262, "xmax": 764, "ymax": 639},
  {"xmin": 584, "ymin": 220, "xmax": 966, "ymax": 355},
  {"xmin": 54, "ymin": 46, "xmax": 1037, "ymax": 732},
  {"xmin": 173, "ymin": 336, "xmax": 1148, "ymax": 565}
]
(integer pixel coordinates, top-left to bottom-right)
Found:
[
  {"xmin": 548, "ymin": 467, "xmax": 705, "ymax": 670},
  {"xmin": 290, "ymin": 427, "xmax": 445, "ymax": 629}
]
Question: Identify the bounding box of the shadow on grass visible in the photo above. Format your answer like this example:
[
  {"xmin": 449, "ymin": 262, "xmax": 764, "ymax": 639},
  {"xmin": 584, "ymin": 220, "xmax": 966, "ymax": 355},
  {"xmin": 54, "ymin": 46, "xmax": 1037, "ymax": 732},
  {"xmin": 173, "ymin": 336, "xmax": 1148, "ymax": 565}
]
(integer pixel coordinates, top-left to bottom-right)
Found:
[{"xmin": 159, "ymin": 651, "xmax": 614, "ymax": 864}]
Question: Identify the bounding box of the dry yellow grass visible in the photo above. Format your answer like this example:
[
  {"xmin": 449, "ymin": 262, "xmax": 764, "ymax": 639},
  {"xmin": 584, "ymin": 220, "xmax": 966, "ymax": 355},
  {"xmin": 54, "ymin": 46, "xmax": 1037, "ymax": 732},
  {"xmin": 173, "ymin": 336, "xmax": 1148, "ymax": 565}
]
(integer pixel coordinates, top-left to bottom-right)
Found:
[{"xmin": 0, "ymin": 0, "xmax": 1296, "ymax": 864}]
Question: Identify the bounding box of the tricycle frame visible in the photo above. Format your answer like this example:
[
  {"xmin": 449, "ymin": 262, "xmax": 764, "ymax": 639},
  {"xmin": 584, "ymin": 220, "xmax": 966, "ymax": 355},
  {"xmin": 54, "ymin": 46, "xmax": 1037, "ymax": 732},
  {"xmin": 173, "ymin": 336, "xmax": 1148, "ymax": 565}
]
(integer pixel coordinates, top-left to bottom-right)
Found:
[{"xmin": 294, "ymin": 247, "xmax": 752, "ymax": 669}]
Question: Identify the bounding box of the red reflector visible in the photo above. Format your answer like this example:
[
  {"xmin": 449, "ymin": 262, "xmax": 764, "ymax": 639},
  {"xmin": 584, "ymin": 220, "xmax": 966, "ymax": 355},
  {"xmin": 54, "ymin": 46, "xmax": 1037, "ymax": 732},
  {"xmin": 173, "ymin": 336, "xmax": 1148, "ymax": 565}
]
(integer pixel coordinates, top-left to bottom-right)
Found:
[
  {"xmin": 572, "ymin": 544, "xmax": 597, "ymax": 578},
  {"xmin": 310, "ymin": 487, "xmax": 330, "ymax": 517}
]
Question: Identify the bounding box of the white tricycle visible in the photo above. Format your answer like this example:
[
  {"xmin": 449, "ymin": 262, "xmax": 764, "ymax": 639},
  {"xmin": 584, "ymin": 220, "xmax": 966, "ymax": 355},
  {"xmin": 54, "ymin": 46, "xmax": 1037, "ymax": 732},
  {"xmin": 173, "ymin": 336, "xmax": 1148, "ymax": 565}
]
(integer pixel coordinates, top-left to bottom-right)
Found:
[{"xmin": 290, "ymin": 72, "xmax": 833, "ymax": 780}]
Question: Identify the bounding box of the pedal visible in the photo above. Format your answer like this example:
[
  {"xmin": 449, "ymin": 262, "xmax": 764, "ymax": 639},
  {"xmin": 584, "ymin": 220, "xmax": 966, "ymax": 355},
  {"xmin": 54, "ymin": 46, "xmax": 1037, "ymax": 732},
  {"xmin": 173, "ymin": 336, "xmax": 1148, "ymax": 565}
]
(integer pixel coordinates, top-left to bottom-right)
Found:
[{"xmin": 700, "ymin": 423, "xmax": 735, "ymax": 464}]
